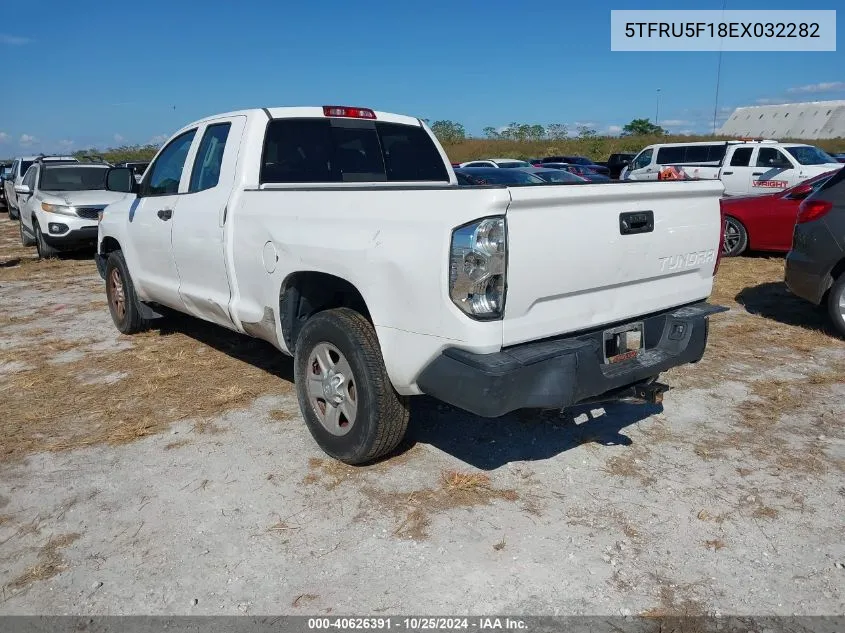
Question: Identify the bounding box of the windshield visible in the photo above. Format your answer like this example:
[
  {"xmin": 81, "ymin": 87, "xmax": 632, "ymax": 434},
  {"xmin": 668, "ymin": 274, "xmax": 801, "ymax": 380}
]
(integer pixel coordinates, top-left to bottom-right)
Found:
[
  {"xmin": 785, "ymin": 146, "xmax": 838, "ymax": 165},
  {"xmin": 533, "ymin": 170, "xmax": 584, "ymax": 183},
  {"xmin": 20, "ymin": 161, "xmax": 34, "ymax": 176},
  {"xmin": 40, "ymin": 166, "xmax": 109, "ymax": 191},
  {"xmin": 496, "ymin": 161, "xmax": 531, "ymax": 168},
  {"xmin": 565, "ymin": 156, "xmax": 591, "ymax": 165},
  {"xmin": 458, "ymin": 169, "xmax": 544, "ymax": 185}
]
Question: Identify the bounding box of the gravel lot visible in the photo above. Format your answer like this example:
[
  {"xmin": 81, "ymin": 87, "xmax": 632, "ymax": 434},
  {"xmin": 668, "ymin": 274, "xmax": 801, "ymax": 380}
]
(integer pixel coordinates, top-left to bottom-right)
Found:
[{"xmin": 0, "ymin": 214, "xmax": 843, "ymax": 616}]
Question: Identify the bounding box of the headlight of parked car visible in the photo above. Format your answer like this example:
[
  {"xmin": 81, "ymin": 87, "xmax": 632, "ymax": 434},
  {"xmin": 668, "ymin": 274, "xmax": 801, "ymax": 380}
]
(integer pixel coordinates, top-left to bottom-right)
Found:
[
  {"xmin": 449, "ymin": 216, "xmax": 507, "ymax": 320},
  {"xmin": 41, "ymin": 202, "xmax": 77, "ymax": 216}
]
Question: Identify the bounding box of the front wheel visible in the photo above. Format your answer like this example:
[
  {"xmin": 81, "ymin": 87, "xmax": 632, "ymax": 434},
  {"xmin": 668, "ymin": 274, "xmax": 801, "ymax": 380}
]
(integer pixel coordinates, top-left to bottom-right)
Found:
[
  {"xmin": 294, "ymin": 308, "xmax": 410, "ymax": 465},
  {"xmin": 8, "ymin": 205, "xmax": 19, "ymax": 220},
  {"xmin": 105, "ymin": 250, "xmax": 150, "ymax": 334},
  {"xmin": 34, "ymin": 223, "xmax": 60, "ymax": 259},
  {"xmin": 722, "ymin": 217, "xmax": 748, "ymax": 257},
  {"xmin": 827, "ymin": 274, "xmax": 845, "ymax": 338}
]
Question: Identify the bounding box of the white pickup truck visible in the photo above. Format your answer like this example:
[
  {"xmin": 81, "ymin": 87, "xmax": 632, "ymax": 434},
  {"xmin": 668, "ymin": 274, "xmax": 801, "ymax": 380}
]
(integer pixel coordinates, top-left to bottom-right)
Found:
[
  {"xmin": 96, "ymin": 105, "xmax": 726, "ymax": 464},
  {"xmin": 622, "ymin": 140, "xmax": 842, "ymax": 196}
]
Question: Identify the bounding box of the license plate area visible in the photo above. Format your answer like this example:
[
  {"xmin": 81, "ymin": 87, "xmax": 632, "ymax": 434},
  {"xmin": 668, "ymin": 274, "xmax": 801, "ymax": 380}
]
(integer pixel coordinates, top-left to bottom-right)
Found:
[{"xmin": 603, "ymin": 322, "xmax": 644, "ymax": 364}]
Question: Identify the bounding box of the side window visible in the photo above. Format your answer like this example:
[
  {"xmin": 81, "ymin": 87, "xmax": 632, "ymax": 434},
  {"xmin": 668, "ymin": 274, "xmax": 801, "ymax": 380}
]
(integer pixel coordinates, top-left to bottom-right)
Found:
[
  {"xmin": 730, "ymin": 147, "xmax": 753, "ymax": 167},
  {"xmin": 708, "ymin": 144, "xmax": 727, "ymax": 162},
  {"xmin": 631, "ymin": 149, "xmax": 653, "ymax": 170},
  {"xmin": 145, "ymin": 130, "xmax": 197, "ymax": 196},
  {"xmin": 685, "ymin": 146, "xmax": 709, "ymax": 162},
  {"xmin": 12, "ymin": 160, "xmax": 20, "ymax": 178},
  {"xmin": 189, "ymin": 123, "xmax": 231, "ymax": 193},
  {"xmin": 22, "ymin": 166, "xmax": 37, "ymax": 189},
  {"xmin": 656, "ymin": 146, "xmax": 685, "ymax": 164},
  {"xmin": 756, "ymin": 148, "xmax": 791, "ymax": 168}
]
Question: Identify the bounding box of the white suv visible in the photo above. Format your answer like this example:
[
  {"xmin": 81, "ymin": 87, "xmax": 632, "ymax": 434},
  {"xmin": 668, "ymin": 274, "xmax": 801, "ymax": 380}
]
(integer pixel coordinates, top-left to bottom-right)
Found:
[
  {"xmin": 3, "ymin": 155, "xmax": 77, "ymax": 219},
  {"xmin": 17, "ymin": 160, "xmax": 128, "ymax": 258}
]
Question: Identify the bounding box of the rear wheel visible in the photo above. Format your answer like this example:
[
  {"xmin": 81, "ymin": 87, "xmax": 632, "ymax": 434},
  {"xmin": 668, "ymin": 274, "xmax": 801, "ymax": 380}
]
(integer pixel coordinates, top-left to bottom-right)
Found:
[
  {"xmin": 105, "ymin": 250, "xmax": 150, "ymax": 334},
  {"xmin": 294, "ymin": 307, "xmax": 409, "ymax": 464},
  {"xmin": 827, "ymin": 274, "xmax": 845, "ymax": 338},
  {"xmin": 722, "ymin": 216, "xmax": 748, "ymax": 257},
  {"xmin": 34, "ymin": 223, "xmax": 60, "ymax": 259}
]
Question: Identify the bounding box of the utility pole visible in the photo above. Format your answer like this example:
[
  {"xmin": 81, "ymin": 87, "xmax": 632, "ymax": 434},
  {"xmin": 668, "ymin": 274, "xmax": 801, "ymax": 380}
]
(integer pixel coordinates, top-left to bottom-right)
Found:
[{"xmin": 655, "ymin": 89, "xmax": 661, "ymax": 125}]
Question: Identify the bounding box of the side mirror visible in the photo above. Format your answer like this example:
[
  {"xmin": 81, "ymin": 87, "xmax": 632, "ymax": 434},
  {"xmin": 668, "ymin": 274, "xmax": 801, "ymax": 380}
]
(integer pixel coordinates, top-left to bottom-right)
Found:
[
  {"xmin": 105, "ymin": 167, "xmax": 139, "ymax": 194},
  {"xmin": 14, "ymin": 184, "xmax": 31, "ymax": 195}
]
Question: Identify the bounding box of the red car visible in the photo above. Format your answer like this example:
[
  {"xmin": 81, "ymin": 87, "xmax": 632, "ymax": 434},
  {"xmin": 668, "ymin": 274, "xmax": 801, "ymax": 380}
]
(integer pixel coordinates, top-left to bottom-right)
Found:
[{"xmin": 720, "ymin": 171, "xmax": 839, "ymax": 256}]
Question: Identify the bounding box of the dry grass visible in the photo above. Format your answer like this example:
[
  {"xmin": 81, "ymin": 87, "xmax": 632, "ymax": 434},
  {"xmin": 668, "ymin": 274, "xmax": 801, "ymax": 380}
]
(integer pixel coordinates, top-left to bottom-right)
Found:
[
  {"xmin": 0, "ymin": 313, "xmax": 293, "ymax": 461},
  {"xmin": 5, "ymin": 532, "xmax": 81, "ymax": 591},
  {"xmin": 704, "ymin": 538, "xmax": 727, "ymax": 551},
  {"xmin": 359, "ymin": 469, "xmax": 518, "ymax": 541},
  {"xmin": 441, "ymin": 135, "xmax": 842, "ymax": 164},
  {"xmin": 602, "ymin": 447, "xmax": 657, "ymax": 486}
]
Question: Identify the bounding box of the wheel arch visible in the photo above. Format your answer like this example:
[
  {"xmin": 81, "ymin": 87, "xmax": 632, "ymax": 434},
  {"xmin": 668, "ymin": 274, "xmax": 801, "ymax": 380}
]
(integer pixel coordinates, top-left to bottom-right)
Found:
[{"xmin": 278, "ymin": 271, "xmax": 372, "ymax": 353}]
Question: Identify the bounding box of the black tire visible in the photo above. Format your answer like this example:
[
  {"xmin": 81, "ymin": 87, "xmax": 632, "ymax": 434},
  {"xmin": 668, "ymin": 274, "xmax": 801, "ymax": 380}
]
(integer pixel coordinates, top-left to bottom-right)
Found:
[
  {"xmin": 34, "ymin": 223, "xmax": 60, "ymax": 259},
  {"xmin": 294, "ymin": 307, "xmax": 410, "ymax": 465},
  {"xmin": 19, "ymin": 221, "xmax": 35, "ymax": 247},
  {"xmin": 105, "ymin": 250, "xmax": 150, "ymax": 334},
  {"xmin": 826, "ymin": 273, "xmax": 845, "ymax": 338},
  {"xmin": 8, "ymin": 204, "xmax": 19, "ymax": 220},
  {"xmin": 722, "ymin": 216, "xmax": 748, "ymax": 257}
]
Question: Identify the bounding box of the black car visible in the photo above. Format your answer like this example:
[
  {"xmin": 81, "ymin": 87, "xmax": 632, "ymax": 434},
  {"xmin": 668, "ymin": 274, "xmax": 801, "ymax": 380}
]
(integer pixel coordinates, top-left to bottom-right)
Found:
[
  {"xmin": 601, "ymin": 153, "xmax": 636, "ymax": 179},
  {"xmin": 0, "ymin": 162, "xmax": 11, "ymax": 209},
  {"xmin": 539, "ymin": 162, "xmax": 611, "ymax": 183},
  {"xmin": 454, "ymin": 167, "xmax": 545, "ymax": 186},
  {"xmin": 517, "ymin": 167, "xmax": 587, "ymax": 184},
  {"xmin": 833, "ymin": 153, "xmax": 845, "ymax": 164},
  {"xmin": 785, "ymin": 166, "xmax": 845, "ymax": 336},
  {"xmin": 540, "ymin": 155, "xmax": 610, "ymax": 176}
]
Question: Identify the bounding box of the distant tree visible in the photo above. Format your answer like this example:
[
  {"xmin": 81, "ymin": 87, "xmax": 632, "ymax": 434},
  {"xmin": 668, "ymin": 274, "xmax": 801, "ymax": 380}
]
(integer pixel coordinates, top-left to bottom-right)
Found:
[
  {"xmin": 621, "ymin": 118, "xmax": 666, "ymax": 136},
  {"xmin": 577, "ymin": 125, "xmax": 597, "ymax": 139},
  {"xmin": 482, "ymin": 126, "xmax": 501, "ymax": 139},
  {"xmin": 429, "ymin": 120, "xmax": 466, "ymax": 143},
  {"xmin": 546, "ymin": 123, "xmax": 568, "ymax": 140},
  {"xmin": 527, "ymin": 124, "xmax": 546, "ymax": 141}
]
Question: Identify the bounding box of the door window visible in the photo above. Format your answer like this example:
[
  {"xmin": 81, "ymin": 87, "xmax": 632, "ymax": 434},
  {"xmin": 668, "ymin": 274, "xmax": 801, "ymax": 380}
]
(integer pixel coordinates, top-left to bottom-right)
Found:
[
  {"xmin": 756, "ymin": 148, "xmax": 792, "ymax": 169},
  {"xmin": 189, "ymin": 123, "xmax": 231, "ymax": 193},
  {"xmin": 729, "ymin": 147, "xmax": 753, "ymax": 167},
  {"xmin": 144, "ymin": 130, "xmax": 197, "ymax": 196},
  {"xmin": 630, "ymin": 149, "xmax": 653, "ymax": 170},
  {"xmin": 22, "ymin": 166, "xmax": 37, "ymax": 189}
]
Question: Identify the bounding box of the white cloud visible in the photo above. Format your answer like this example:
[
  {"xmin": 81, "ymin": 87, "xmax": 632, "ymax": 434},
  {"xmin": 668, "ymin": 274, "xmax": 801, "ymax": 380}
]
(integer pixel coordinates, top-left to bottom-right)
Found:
[
  {"xmin": 19, "ymin": 134, "xmax": 37, "ymax": 147},
  {"xmin": 148, "ymin": 134, "xmax": 168, "ymax": 146},
  {"xmin": 0, "ymin": 131, "xmax": 8, "ymax": 143},
  {"xmin": 660, "ymin": 119, "xmax": 692, "ymax": 127},
  {"xmin": 606, "ymin": 125, "xmax": 622, "ymax": 135},
  {"xmin": 57, "ymin": 139, "xmax": 74, "ymax": 149},
  {"xmin": 0, "ymin": 34, "xmax": 30, "ymax": 46},
  {"xmin": 788, "ymin": 81, "xmax": 845, "ymax": 94},
  {"xmin": 113, "ymin": 133, "xmax": 125, "ymax": 144},
  {"xmin": 677, "ymin": 129, "xmax": 697, "ymax": 135},
  {"xmin": 755, "ymin": 98, "xmax": 784, "ymax": 105}
]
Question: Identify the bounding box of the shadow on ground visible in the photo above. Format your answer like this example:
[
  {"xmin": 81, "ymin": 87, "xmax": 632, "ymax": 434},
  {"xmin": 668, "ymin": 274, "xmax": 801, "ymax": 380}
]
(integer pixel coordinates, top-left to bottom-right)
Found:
[
  {"xmin": 157, "ymin": 311, "xmax": 296, "ymax": 383},
  {"xmin": 406, "ymin": 396, "xmax": 661, "ymax": 470},
  {"xmin": 737, "ymin": 281, "xmax": 838, "ymax": 335}
]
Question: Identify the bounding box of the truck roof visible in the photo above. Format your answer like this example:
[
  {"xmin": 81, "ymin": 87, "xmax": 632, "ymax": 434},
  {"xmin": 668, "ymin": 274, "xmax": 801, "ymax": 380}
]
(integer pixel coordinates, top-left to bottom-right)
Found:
[{"xmin": 183, "ymin": 107, "xmax": 423, "ymax": 131}]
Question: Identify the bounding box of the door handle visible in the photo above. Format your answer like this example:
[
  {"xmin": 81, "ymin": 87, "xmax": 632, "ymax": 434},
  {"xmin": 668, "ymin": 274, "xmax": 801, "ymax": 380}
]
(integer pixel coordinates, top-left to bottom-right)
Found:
[
  {"xmin": 722, "ymin": 171, "xmax": 733, "ymax": 175},
  {"xmin": 752, "ymin": 172, "xmax": 764, "ymax": 176},
  {"xmin": 157, "ymin": 209, "xmax": 173, "ymax": 221}
]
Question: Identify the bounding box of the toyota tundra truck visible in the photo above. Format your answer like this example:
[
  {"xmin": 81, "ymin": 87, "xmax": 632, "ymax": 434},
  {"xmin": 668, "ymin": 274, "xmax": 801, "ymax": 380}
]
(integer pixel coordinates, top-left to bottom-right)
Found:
[{"xmin": 96, "ymin": 105, "xmax": 727, "ymax": 464}]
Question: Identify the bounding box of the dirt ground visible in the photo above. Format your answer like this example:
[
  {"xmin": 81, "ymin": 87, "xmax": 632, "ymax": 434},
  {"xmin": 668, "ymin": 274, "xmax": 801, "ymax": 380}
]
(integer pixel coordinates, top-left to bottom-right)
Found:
[{"xmin": 0, "ymin": 214, "xmax": 843, "ymax": 616}]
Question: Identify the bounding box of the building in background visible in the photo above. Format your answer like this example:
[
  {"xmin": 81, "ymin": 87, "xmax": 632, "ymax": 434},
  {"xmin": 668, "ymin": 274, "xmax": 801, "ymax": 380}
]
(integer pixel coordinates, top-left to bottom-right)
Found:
[{"xmin": 719, "ymin": 101, "xmax": 845, "ymax": 140}]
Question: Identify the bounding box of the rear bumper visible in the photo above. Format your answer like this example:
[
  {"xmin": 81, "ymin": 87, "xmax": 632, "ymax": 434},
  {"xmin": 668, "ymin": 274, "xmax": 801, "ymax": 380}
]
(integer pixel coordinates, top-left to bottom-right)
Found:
[
  {"xmin": 785, "ymin": 220, "xmax": 842, "ymax": 305},
  {"xmin": 416, "ymin": 302, "xmax": 727, "ymax": 418}
]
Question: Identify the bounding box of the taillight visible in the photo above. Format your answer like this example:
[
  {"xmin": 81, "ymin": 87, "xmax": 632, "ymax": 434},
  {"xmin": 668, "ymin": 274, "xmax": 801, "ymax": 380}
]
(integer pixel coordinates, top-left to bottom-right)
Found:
[
  {"xmin": 796, "ymin": 199, "xmax": 833, "ymax": 224},
  {"xmin": 322, "ymin": 105, "xmax": 376, "ymax": 119}
]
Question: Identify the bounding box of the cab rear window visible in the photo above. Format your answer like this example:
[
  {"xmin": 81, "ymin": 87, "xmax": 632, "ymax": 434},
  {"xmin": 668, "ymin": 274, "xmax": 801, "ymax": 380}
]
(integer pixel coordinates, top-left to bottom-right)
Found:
[{"xmin": 261, "ymin": 119, "xmax": 449, "ymax": 184}]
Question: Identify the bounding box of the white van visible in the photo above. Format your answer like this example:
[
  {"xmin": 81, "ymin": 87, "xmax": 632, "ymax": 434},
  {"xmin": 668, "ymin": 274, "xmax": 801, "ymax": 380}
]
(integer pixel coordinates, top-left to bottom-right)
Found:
[{"xmin": 621, "ymin": 140, "xmax": 842, "ymax": 196}]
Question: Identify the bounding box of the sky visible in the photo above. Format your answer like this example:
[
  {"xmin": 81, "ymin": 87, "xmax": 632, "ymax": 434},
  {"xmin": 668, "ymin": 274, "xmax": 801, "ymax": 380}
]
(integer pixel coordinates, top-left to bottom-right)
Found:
[{"xmin": 0, "ymin": 0, "xmax": 842, "ymax": 155}]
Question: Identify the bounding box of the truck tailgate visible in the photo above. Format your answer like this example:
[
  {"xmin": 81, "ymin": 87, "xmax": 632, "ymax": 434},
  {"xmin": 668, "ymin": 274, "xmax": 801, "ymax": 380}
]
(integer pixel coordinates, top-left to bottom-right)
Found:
[{"xmin": 503, "ymin": 180, "xmax": 724, "ymax": 346}]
